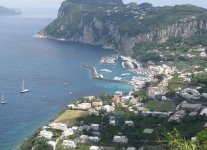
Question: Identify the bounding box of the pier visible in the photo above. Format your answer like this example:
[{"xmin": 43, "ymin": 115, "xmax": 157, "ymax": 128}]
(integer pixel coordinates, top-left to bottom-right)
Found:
[{"xmin": 82, "ymin": 65, "xmax": 128, "ymax": 84}]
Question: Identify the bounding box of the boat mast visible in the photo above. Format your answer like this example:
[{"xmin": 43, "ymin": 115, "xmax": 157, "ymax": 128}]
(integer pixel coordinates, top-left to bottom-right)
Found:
[
  {"xmin": 22, "ymin": 79, "xmax": 25, "ymax": 90},
  {"xmin": 1, "ymin": 93, "xmax": 4, "ymax": 103}
]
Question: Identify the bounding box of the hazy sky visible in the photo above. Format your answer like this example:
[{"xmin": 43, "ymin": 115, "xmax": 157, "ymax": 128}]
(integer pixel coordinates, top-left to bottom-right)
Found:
[{"xmin": 0, "ymin": 0, "xmax": 206, "ymax": 16}]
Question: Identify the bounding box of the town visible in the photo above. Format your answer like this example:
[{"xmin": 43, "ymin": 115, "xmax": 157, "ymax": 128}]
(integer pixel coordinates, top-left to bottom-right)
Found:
[{"xmin": 31, "ymin": 45, "xmax": 207, "ymax": 149}]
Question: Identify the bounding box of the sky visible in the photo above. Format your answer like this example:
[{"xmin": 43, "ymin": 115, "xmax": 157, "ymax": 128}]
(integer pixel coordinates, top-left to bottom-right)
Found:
[{"xmin": 0, "ymin": 0, "xmax": 206, "ymax": 17}]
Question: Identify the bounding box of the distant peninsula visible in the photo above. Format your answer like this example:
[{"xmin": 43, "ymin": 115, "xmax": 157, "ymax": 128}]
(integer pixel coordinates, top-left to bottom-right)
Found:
[{"xmin": 0, "ymin": 5, "xmax": 21, "ymax": 16}]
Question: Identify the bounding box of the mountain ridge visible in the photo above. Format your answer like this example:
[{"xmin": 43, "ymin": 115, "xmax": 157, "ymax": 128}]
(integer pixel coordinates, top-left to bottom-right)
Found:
[{"xmin": 38, "ymin": 0, "xmax": 207, "ymax": 55}]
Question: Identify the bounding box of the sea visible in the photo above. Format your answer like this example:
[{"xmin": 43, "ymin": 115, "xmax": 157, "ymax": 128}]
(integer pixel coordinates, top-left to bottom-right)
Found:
[{"xmin": 0, "ymin": 16, "xmax": 133, "ymax": 150}]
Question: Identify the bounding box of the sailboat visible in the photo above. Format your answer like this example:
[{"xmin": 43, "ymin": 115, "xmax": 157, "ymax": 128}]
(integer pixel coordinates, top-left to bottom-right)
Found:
[
  {"xmin": 20, "ymin": 79, "xmax": 30, "ymax": 93},
  {"xmin": 1, "ymin": 93, "xmax": 7, "ymax": 104}
]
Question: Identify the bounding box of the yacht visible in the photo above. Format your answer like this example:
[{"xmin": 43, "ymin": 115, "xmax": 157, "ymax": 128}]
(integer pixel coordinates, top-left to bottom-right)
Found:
[
  {"xmin": 1, "ymin": 93, "xmax": 7, "ymax": 104},
  {"xmin": 20, "ymin": 79, "xmax": 30, "ymax": 93}
]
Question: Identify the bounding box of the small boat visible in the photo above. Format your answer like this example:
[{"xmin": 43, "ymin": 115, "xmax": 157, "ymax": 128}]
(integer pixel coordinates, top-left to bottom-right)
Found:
[
  {"xmin": 100, "ymin": 69, "xmax": 112, "ymax": 73},
  {"xmin": 1, "ymin": 93, "xmax": 7, "ymax": 104},
  {"xmin": 69, "ymin": 92, "xmax": 72, "ymax": 95},
  {"xmin": 121, "ymin": 73, "xmax": 130, "ymax": 77},
  {"xmin": 64, "ymin": 82, "xmax": 69, "ymax": 85},
  {"xmin": 99, "ymin": 74, "xmax": 104, "ymax": 79},
  {"xmin": 20, "ymin": 79, "xmax": 30, "ymax": 93}
]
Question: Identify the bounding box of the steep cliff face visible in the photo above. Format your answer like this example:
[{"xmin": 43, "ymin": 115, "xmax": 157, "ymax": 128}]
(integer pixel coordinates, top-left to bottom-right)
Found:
[{"xmin": 39, "ymin": 0, "xmax": 207, "ymax": 55}]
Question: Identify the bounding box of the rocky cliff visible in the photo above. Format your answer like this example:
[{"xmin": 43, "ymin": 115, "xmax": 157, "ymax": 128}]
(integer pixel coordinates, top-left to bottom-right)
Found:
[{"xmin": 39, "ymin": 0, "xmax": 207, "ymax": 55}]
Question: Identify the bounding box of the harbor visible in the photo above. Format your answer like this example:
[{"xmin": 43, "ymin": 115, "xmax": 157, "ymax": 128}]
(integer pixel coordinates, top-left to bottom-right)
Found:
[
  {"xmin": 82, "ymin": 65, "xmax": 128, "ymax": 84},
  {"xmin": 82, "ymin": 54, "xmax": 154, "ymax": 90}
]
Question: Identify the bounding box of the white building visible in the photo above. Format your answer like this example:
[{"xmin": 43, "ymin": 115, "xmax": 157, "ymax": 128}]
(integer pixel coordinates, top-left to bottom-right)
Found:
[
  {"xmin": 115, "ymin": 91, "xmax": 123, "ymax": 97},
  {"xmin": 90, "ymin": 124, "xmax": 99, "ymax": 131},
  {"xmin": 202, "ymin": 93, "xmax": 207, "ymax": 98},
  {"xmin": 39, "ymin": 130, "xmax": 53, "ymax": 139},
  {"xmin": 84, "ymin": 96, "xmax": 96, "ymax": 100},
  {"xmin": 125, "ymin": 121, "xmax": 134, "ymax": 126},
  {"xmin": 200, "ymin": 52, "xmax": 207, "ymax": 57},
  {"xmin": 113, "ymin": 136, "xmax": 128, "ymax": 143},
  {"xmin": 62, "ymin": 140, "xmax": 76, "ymax": 148},
  {"xmin": 127, "ymin": 147, "xmax": 136, "ymax": 150},
  {"xmin": 62, "ymin": 128, "xmax": 74, "ymax": 137},
  {"xmin": 89, "ymin": 146, "xmax": 100, "ymax": 150},
  {"xmin": 48, "ymin": 141, "xmax": 56, "ymax": 150},
  {"xmin": 109, "ymin": 120, "xmax": 116, "ymax": 126},
  {"xmin": 49, "ymin": 123, "xmax": 67, "ymax": 131},
  {"xmin": 89, "ymin": 136, "xmax": 100, "ymax": 142},
  {"xmin": 143, "ymin": 128, "xmax": 154, "ymax": 134},
  {"xmin": 88, "ymin": 109, "xmax": 99, "ymax": 116},
  {"xmin": 92, "ymin": 101, "xmax": 103, "ymax": 107},
  {"xmin": 78, "ymin": 103, "xmax": 92, "ymax": 110},
  {"xmin": 101, "ymin": 105, "xmax": 115, "ymax": 112},
  {"xmin": 200, "ymin": 108, "xmax": 207, "ymax": 116}
]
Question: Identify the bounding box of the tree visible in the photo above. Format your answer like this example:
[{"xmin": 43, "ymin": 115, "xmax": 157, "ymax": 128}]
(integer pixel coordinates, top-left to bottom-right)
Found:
[{"xmin": 166, "ymin": 128, "xmax": 196, "ymax": 150}]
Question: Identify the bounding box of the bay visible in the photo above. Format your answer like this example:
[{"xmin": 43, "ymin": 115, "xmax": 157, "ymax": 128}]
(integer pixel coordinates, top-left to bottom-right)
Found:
[{"xmin": 0, "ymin": 16, "xmax": 132, "ymax": 150}]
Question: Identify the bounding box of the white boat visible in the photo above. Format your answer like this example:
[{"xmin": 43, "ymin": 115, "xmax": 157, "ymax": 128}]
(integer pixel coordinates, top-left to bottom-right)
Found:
[
  {"xmin": 64, "ymin": 82, "xmax": 69, "ymax": 85},
  {"xmin": 100, "ymin": 69, "xmax": 112, "ymax": 73},
  {"xmin": 114, "ymin": 76, "xmax": 122, "ymax": 81},
  {"xmin": 99, "ymin": 74, "xmax": 104, "ymax": 78},
  {"xmin": 1, "ymin": 93, "xmax": 7, "ymax": 104},
  {"xmin": 69, "ymin": 92, "xmax": 72, "ymax": 95},
  {"xmin": 121, "ymin": 73, "xmax": 130, "ymax": 77},
  {"xmin": 20, "ymin": 79, "xmax": 30, "ymax": 93}
]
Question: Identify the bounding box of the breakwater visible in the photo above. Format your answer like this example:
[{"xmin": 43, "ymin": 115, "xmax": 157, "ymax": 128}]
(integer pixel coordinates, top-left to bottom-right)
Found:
[{"xmin": 82, "ymin": 65, "xmax": 128, "ymax": 84}]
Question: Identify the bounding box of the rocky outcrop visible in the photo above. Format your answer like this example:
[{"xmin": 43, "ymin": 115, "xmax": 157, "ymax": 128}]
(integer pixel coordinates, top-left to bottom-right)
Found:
[{"xmin": 39, "ymin": 0, "xmax": 207, "ymax": 55}]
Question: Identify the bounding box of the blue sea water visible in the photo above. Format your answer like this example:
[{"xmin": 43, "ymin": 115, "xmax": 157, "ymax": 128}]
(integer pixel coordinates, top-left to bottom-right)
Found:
[{"xmin": 0, "ymin": 16, "xmax": 133, "ymax": 150}]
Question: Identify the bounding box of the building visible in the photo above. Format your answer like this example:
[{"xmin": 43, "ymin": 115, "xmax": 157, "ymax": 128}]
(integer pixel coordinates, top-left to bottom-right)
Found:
[
  {"xmin": 92, "ymin": 101, "xmax": 103, "ymax": 107},
  {"xmin": 113, "ymin": 136, "xmax": 128, "ymax": 143},
  {"xmin": 84, "ymin": 96, "xmax": 96, "ymax": 100},
  {"xmin": 62, "ymin": 140, "xmax": 76, "ymax": 148},
  {"xmin": 115, "ymin": 91, "xmax": 123, "ymax": 97},
  {"xmin": 125, "ymin": 121, "xmax": 134, "ymax": 126},
  {"xmin": 91, "ymin": 124, "xmax": 99, "ymax": 131},
  {"xmin": 142, "ymin": 111, "xmax": 172, "ymax": 117},
  {"xmin": 88, "ymin": 109, "xmax": 99, "ymax": 116},
  {"xmin": 109, "ymin": 120, "xmax": 116, "ymax": 126},
  {"xmin": 180, "ymin": 88, "xmax": 201, "ymax": 100},
  {"xmin": 62, "ymin": 128, "xmax": 74, "ymax": 138},
  {"xmin": 77, "ymin": 103, "xmax": 92, "ymax": 110},
  {"xmin": 127, "ymin": 147, "xmax": 136, "ymax": 150},
  {"xmin": 48, "ymin": 141, "xmax": 56, "ymax": 150},
  {"xmin": 89, "ymin": 136, "xmax": 100, "ymax": 142},
  {"xmin": 189, "ymin": 112, "xmax": 198, "ymax": 117},
  {"xmin": 200, "ymin": 108, "xmax": 207, "ymax": 116},
  {"xmin": 179, "ymin": 102, "xmax": 202, "ymax": 111},
  {"xmin": 101, "ymin": 105, "xmax": 115, "ymax": 112},
  {"xmin": 143, "ymin": 128, "xmax": 154, "ymax": 134},
  {"xmin": 80, "ymin": 135, "xmax": 89, "ymax": 143},
  {"xmin": 112, "ymin": 96, "xmax": 121, "ymax": 105},
  {"xmin": 49, "ymin": 123, "xmax": 67, "ymax": 131},
  {"xmin": 39, "ymin": 130, "xmax": 53, "ymax": 139},
  {"xmin": 202, "ymin": 93, "xmax": 207, "ymax": 98},
  {"xmin": 168, "ymin": 110, "xmax": 186, "ymax": 122},
  {"xmin": 89, "ymin": 146, "xmax": 100, "ymax": 150}
]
